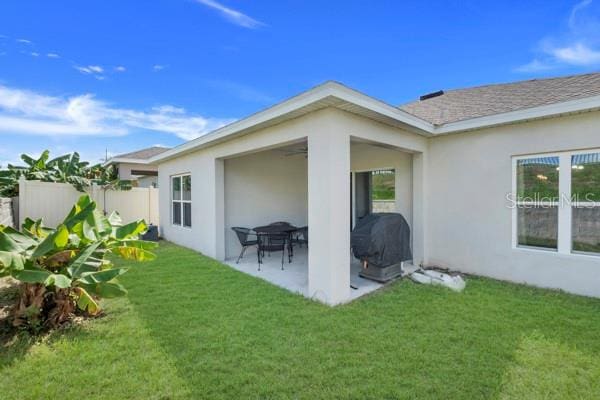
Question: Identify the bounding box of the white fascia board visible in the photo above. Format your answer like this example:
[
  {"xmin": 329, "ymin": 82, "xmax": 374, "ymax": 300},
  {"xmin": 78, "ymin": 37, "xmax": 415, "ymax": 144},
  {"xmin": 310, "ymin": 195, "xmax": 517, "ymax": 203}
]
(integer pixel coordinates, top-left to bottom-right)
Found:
[
  {"xmin": 103, "ymin": 158, "xmax": 151, "ymax": 166},
  {"xmin": 434, "ymin": 94, "xmax": 600, "ymax": 134},
  {"xmin": 149, "ymin": 81, "xmax": 435, "ymax": 164}
]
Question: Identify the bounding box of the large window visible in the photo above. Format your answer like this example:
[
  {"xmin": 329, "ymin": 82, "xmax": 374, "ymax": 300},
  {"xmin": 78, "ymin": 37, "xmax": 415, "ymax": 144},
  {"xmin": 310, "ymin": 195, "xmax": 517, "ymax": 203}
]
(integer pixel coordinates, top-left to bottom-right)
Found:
[
  {"xmin": 172, "ymin": 174, "xmax": 191, "ymax": 227},
  {"xmin": 513, "ymin": 150, "xmax": 600, "ymax": 255},
  {"xmin": 571, "ymin": 153, "xmax": 600, "ymax": 254},
  {"xmin": 515, "ymin": 156, "xmax": 559, "ymax": 250}
]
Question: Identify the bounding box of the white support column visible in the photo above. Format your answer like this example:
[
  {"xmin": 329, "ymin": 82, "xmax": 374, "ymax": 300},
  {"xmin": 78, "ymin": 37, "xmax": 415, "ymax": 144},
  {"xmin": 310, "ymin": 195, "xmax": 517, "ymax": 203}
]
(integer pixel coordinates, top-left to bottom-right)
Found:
[
  {"xmin": 558, "ymin": 153, "xmax": 572, "ymax": 255},
  {"xmin": 198, "ymin": 156, "xmax": 225, "ymax": 260},
  {"xmin": 307, "ymin": 127, "xmax": 351, "ymax": 305},
  {"xmin": 411, "ymin": 152, "xmax": 427, "ymax": 266},
  {"xmin": 214, "ymin": 158, "xmax": 225, "ymax": 261}
]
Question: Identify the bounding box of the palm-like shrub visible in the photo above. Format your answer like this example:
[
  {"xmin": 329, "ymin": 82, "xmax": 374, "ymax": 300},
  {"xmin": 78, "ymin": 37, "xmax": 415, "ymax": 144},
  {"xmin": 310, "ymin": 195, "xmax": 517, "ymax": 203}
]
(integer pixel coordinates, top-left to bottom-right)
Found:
[
  {"xmin": 0, "ymin": 194, "xmax": 157, "ymax": 330},
  {"xmin": 0, "ymin": 150, "xmax": 132, "ymax": 197}
]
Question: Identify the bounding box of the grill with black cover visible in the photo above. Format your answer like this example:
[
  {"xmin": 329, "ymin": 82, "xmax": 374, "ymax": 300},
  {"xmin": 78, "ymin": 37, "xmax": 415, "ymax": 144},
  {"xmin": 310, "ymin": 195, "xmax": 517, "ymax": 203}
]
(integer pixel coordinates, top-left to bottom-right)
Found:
[{"xmin": 351, "ymin": 213, "xmax": 412, "ymax": 282}]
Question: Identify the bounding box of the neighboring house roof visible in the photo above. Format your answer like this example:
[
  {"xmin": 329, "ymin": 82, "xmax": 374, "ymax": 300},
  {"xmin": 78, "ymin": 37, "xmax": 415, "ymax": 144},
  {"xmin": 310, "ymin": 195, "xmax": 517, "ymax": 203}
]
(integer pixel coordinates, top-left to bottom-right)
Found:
[
  {"xmin": 106, "ymin": 146, "xmax": 170, "ymax": 165},
  {"xmin": 400, "ymin": 72, "xmax": 600, "ymax": 126},
  {"xmin": 151, "ymin": 73, "xmax": 600, "ymax": 164}
]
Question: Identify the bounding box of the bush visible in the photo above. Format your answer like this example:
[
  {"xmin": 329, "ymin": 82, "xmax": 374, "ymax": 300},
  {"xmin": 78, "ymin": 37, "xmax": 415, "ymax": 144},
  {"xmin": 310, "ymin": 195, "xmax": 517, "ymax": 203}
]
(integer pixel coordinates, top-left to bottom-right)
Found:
[{"xmin": 0, "ymin": 195, "xmax": 157, "ymax": 330}]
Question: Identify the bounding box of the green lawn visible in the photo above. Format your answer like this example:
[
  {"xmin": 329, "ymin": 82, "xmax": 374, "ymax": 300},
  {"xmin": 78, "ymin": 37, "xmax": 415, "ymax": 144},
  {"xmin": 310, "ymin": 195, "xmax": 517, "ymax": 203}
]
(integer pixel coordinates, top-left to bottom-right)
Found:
[{"xmin": 2, "ymin": 242, "xmax": 600, "ymax": 399}]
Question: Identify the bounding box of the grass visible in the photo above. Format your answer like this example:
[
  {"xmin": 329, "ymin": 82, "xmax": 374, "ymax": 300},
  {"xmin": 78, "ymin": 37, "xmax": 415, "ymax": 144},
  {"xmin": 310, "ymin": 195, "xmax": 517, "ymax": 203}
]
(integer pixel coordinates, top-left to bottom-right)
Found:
[{"xmin": 2, "ymin": 241, "xmax": 600, "ymax": 399}]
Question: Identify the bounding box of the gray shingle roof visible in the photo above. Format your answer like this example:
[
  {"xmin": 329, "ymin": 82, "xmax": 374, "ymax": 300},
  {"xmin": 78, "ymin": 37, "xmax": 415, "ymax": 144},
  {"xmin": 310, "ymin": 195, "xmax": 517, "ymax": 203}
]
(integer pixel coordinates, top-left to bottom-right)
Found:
[
  {"xmin": 114, "ymin": 146, "xmax": 170, "ymax": 160},
  {"xmin": 400, "ymin": 72, "xmax": 600, "ymax": 126}
]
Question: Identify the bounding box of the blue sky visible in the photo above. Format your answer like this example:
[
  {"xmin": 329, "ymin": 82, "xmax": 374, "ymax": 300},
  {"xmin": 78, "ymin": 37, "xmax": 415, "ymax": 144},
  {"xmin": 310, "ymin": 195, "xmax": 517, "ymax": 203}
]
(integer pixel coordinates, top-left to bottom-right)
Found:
[{"xmin": 1, "ymin": 0, "xmax": 600, "ymax": 166}]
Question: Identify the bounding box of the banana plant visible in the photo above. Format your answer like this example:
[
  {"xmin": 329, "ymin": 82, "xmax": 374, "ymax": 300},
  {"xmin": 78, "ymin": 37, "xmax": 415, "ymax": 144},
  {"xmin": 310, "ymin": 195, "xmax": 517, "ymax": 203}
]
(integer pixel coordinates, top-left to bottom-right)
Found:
[
  {"xmin": 0, "ymin": 150, "xmax": 132, "ymax": 197},
  {"xmin": 0, "ymin": 194, "xmax": 157, "ymax": 329}
]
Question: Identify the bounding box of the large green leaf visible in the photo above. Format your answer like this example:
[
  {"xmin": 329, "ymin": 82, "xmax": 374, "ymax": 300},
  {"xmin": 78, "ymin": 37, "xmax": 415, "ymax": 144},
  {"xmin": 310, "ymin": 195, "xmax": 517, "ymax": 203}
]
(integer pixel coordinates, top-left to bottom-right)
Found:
[
  {"xmin": 0, "ymin": 251, "xmax": 25, "ymax": 273},
  {"xmin": 107, "ymin": 211, "xmax": 123, "ymax": 227},
  {"xmin": 63, "ymin": 195, "xmax": 96, "ymax": 229},
  {"xmin": 81, "ymin": 219, "xmax": 97, "ymax": 241},
  {"xmin": 44, "ymin": 273, "xmax": 72, "ymax": 289},
  {"xmin": 114, "ymin": 220, "xmax": 148, "ymax": 240},
  {"xmin": 79, "ymin": 281, "xmax": 127, "ymax": 298},
  {"xmin": 74, "ymin": 287, "xmax": 100, "ymax": 315},
  {"xmin": 31, "ymin": 224, "xmax": 69, "ymax": 258},
  {"xmin": 0, "ymin": 230, "xmax": 24, "ymax": 252},
  {"xmin": 14, "ymin": 268, "xmax": 51, "ymax": 283},
  {"xmin": 77, "ymin": 268, "xmax": 127, "ymax": 284},
  {"xmin": 67, "ymin": 242, "xmax": 102, "ymax": 278}
]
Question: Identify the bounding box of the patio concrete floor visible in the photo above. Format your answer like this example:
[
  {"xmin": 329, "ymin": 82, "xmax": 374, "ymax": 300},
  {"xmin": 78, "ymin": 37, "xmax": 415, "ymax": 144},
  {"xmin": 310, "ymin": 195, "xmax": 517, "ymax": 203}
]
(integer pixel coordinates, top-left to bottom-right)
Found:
[{"xmin": 225, "ymin": 247, "xmax": 417, "ymax": 302}]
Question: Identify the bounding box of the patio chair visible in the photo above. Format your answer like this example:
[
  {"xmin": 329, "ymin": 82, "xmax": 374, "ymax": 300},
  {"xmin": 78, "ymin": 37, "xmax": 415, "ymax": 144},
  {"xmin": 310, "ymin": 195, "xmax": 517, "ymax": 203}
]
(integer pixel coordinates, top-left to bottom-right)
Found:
[
  {"xmin": 231, "ymin": 227, "xmax": 258, "ymax": 264},
  {"xmin": 292, "ymin": 226, "xmax": 308, "ymax": 248},
  {"xmin": 257, "ymin": 232, "xmax": 288, "ymax": 271}
]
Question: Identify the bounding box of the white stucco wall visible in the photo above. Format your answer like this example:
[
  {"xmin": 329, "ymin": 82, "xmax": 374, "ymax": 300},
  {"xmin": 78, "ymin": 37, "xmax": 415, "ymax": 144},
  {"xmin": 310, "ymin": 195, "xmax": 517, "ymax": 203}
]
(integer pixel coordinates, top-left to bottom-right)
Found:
[
  {"xmin": 224, "ymin": 149, "xmax": 308, "ymax": 259},
  {"xmin": 116, "ymin": 162, "xmax": 158, "ymax": 180},
  {"xmin": 426, "ymin": 111, "xmax": 600, "ymax": 297}
]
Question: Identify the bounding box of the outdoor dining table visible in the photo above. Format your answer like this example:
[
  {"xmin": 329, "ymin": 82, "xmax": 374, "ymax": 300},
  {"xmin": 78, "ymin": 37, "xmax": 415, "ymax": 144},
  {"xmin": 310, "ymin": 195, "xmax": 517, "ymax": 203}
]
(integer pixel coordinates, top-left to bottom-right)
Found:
[{"xmin": 253, "ymin": 224, "xmax": 298, "ymax": 264}]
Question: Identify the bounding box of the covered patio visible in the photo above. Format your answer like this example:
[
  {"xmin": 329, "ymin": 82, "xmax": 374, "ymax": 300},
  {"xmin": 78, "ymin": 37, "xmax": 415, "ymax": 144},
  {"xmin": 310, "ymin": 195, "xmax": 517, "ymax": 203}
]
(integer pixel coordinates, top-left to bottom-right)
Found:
[
  {"xmin": 223, "ymin": 135, "xmax": 423, "ymax": 303},
  {"xmin": 224, "ymin": 247, "xmax": 387, "ymax": 301}
]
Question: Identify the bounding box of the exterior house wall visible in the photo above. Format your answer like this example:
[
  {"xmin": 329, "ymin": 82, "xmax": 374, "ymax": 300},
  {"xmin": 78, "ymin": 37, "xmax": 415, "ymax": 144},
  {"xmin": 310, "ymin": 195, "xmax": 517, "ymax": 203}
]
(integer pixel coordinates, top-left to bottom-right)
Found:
[
  {"xmin": 117, "ymin": 162, "xmax": 158, "ymax": 187},
  {"xmin": 426, "ymin": 110, "xmax": 600, "ymax": 297},
  {"xmin": 224, "ymin": 150, "xmax": 308, "ymax": 259}
]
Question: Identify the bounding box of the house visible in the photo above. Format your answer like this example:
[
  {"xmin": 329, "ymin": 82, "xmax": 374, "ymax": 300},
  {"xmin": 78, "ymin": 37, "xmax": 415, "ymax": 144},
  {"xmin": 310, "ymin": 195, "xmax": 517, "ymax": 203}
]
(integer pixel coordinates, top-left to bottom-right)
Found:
[
  {"xmin": 105, "ymin": 146, "xmax": 170, "ymax": 188},
  {"xmin": 150, "ymin": 72, "xmax": 600, "ymax": 305}
]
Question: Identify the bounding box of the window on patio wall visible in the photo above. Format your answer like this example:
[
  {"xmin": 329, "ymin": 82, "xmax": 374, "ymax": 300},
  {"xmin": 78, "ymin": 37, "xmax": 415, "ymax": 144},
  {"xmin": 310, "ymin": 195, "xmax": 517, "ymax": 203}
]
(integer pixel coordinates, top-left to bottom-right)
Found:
[
  {"xmin": 513, "ymin": 149, "xmax": 600, "ymax": 256},
  {"xmin": 172, "ymin": 174, "xmax": 191, "ymax": 227}
]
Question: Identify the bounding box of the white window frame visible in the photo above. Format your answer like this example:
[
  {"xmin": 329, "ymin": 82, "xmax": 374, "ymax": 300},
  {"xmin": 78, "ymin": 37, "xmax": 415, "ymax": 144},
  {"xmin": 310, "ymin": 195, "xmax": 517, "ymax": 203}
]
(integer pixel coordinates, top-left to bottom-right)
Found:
[
  {"xmin": 351, "ymin": 167, "xmax": 396, "ymax": 228},
  {"xmin": 512, "ymin": 148, "xmax": 600, "ymax": 257},
  {"xmin": 171, "ymin": 174, "xmax": 192, "ymax": 228}
]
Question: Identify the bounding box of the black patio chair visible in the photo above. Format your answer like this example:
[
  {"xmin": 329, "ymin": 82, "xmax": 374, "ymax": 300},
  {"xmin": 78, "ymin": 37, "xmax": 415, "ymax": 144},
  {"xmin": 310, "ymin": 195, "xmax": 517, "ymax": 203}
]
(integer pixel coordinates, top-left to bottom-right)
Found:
[
  {"xmin": 257, "ymin": 232, "xmax": 288, "ymax": 271},
  {"xmin": 231, "ymin": 227, "xmax": 258, "ymax": 264},
  {"xmin": 292, "ymin": 226, "xmax": 308, "ymax": 248}
]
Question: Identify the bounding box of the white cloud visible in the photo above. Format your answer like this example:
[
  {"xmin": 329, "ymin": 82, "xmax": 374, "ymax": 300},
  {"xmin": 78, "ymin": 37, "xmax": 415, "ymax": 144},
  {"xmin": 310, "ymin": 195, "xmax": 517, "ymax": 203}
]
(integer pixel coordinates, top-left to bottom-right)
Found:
[
  {"xmin": 153, "ymin": 64, "xmax": 165, "ymax": 71},
  {"xmin": 30, "ymin": 52, "xmax": 39, "ymax": 57},
  {"xmin": 551, "ymin": 42, "xmax": 600, "ymax": 65},
  {"xmin": 114, "ymin": 66, "xmax": 126, "ymax": 72},
  {"xmin": 195, "ymin": 0, "xmax": 264, "ymax": 29},
  {"xmin": 516, "ymin": 0, "xmax": 600, "ymax": 72},
  {"xmin": 75, "ymin": 65, "xmax": 105, "ymax": 80},
  {"xmin": 47, "ymin": 53, "xmax": 60, "ymax": 58},
  {"xmin": 0, "ymin": 85, "xmax": 232, "ymax": 140},
  {"xmin": 16, "ymin": 38, "xmax": 32, "ymax": 44}
]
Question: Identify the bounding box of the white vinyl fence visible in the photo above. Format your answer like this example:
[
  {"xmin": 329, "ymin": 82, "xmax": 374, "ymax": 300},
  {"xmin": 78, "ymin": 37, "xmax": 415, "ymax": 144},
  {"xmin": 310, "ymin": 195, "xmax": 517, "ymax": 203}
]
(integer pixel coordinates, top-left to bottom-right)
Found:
[{"xmin": 18, "ymin": 178, "xmax": 159, "ymax": 228}]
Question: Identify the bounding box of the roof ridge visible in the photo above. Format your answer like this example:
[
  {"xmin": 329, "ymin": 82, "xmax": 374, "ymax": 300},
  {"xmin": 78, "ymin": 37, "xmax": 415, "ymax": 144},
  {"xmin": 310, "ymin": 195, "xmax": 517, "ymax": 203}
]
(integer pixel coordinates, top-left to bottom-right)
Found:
[{"xmin": 444, "ymin": 71, "xmax": 600, "ymax": 95}]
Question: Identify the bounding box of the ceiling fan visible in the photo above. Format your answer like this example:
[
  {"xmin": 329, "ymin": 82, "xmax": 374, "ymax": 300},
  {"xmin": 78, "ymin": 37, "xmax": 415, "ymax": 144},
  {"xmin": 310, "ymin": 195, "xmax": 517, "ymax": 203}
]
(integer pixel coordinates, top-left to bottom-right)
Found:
[{"xmin": 278, "ymin": 146, "xmax": 308, "ymax": 157}]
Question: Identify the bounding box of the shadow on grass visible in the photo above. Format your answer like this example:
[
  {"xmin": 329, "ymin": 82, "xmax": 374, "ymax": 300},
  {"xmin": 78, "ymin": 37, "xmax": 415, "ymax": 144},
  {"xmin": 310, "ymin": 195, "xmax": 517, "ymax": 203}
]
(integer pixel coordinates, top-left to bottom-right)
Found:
[{"xmin": 116, "ymin": 241, "xmax": 600, "ymax": 399}]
